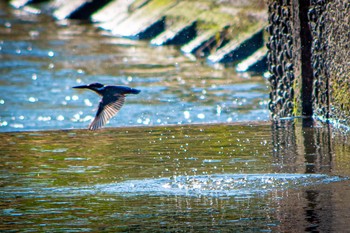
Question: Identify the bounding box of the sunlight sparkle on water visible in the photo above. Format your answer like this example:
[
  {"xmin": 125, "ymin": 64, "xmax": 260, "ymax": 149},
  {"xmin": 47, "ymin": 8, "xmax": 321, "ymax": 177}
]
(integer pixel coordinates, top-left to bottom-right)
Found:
[
  {"xmin": 84, "ymin": 99, "xmax": 92, "ymax": 106},
  {"xmin": 197, "ymin": 113, "xmax": 205, "ymax": 119},
  {"xmin": 28, "ymin": 97, "xmax": 38, "ymax": 102}
]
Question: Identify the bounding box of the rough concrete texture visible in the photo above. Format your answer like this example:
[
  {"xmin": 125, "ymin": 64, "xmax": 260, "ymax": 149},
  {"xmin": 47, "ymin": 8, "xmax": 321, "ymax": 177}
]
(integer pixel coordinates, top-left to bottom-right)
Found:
[
  {"xmin": 323, "ymin": 1, "xmax": 350, "ymax": 127},
  {"xmin": 267, "ymin": 0, "xmax": 350, "ymax": 128},
  {"xmin": 266, "ymin": 0, "xmax": 295, "ymax": 119}
]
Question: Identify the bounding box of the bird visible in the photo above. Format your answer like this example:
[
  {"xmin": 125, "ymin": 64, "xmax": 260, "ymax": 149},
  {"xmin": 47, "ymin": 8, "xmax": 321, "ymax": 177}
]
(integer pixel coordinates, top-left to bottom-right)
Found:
[{"xmin": 73, "ymin": 83, "xmax": 140, "ymax": 130}]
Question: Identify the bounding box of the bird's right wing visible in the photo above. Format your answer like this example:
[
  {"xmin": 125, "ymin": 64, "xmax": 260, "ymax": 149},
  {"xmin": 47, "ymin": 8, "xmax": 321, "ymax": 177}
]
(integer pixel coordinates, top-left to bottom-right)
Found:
[{"xmin": 89, "ymin": 94, "xmax": 125, "ymax": 130}]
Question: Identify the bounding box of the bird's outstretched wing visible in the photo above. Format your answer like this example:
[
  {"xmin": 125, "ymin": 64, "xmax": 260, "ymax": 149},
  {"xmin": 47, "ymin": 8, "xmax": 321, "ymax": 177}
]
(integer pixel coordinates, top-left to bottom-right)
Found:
[{"xmin": 89, "ymin": 94, "xmax": 125, "ymax": 130}]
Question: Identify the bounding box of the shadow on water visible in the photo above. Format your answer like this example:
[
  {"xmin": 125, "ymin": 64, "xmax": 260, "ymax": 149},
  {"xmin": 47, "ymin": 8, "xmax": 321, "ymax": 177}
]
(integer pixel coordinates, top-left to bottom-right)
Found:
[{"xmin": 1, "ymin": 120, "xmax": 350, "ymax": 232}]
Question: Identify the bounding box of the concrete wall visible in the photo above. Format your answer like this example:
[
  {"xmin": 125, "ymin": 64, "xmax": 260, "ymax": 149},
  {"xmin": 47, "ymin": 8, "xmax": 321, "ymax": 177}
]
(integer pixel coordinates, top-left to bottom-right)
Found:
[{"xmin": 267, "ymin": 0, "xmax": 350, "ymax": 129}]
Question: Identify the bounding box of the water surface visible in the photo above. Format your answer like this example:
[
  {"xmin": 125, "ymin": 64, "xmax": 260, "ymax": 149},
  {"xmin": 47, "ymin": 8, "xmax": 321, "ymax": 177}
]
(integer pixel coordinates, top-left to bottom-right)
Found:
[
  {"xmin": 0, "ymin": 2, "xmax": 268, "ymax": 132},
  {"xmin": 1, "ymin": 3, "xmax": 350, "ymax": 233},
  {"xmin": 1, "ymin": 122, "xmax": 350, "ymax": 232}
]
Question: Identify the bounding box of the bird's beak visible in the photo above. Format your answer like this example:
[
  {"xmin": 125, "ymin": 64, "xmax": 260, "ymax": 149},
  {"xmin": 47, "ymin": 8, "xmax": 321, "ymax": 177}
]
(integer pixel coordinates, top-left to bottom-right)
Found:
[{"xmin": 73, "ymin": 85, "xmax": 89, "ymax": 89}]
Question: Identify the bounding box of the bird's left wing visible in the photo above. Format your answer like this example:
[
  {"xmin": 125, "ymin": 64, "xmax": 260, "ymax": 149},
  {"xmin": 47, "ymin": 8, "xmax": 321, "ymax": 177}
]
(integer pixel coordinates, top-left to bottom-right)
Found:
[{"xmin": 89, "ymin": 94, "xmax": 125, "ymax": 130}]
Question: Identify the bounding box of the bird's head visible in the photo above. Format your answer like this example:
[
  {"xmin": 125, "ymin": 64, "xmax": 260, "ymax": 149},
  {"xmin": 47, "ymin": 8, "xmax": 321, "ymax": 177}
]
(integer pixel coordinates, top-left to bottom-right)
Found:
[{"xmin": 73, "ymin": 83, "xmax": 105, "ymax": 92}]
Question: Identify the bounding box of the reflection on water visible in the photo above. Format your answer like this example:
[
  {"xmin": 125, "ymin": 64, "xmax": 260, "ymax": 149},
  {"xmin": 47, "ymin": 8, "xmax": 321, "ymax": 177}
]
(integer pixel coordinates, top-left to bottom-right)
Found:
[
  {"xmin": 0, "ymin": 3, "xmax": 268, "ymax": 132},
  {"xmin": 1, "ymin": 121, "xmax": 350, "ymax": 232}
]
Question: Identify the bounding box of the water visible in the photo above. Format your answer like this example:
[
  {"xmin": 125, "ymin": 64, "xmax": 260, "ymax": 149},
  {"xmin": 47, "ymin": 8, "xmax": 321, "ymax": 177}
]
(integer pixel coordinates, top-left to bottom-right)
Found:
[
  {"xmin": 1, "ymin": 3, "xmax": 350, "ymax": 232},
  {"xmin": 0, "ymin": 3, "xmax": 268, "ymax": 132},
  {"xmin": 1, "ymin": 122, "xmax": 350, "ymax": 232}
]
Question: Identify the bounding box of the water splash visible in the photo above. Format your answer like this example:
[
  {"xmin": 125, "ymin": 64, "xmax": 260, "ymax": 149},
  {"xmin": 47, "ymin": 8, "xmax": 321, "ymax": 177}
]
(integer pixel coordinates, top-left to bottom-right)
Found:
[{"xmin": 68, "ymin": 173, "xmax": 345, "ymax": 198}]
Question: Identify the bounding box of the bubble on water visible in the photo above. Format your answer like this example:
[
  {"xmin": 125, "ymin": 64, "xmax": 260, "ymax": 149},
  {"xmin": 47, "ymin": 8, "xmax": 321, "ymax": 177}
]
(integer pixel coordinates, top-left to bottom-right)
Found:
[
  {"xmin": 197, "ymin": 113, "xmax": 205, "ymax": 119},
  {"xmin": 28, "ymin": 97, "xmax": 38, "ymax": 102},
  {"xmin": 0, "ymin": 99, "xmax": 4, "ymax": 104},
  {"xmin": 84, "ymin": 99, "xmax": 92, "ymax": 106},
  {"xmin": 10, "ymin": 123, "xmax": 24, "ymax": 128},
  {"xmin": 32, "ymin": 73, "xmax": 37, "ymax": 80},
  {"xmin": 82, "ymin": 116, "xmax": 93, "ymax": 122},
  {"xmin": 48, "ymin": 51, "xmax": 55, "ymax": 57},
  {"xmin": 216, "ymin": 105, "xmax": 222, "ymax": 116},
  {"xmin": 38, "ymin": 116, "xmax": 51, "ymax": 121},
  {"xmin": 143, "ymin": 118, "xmax": 150, "ymax": 125},
  {"xmin": 183, "ymin": 111, "xmax": 190, "ymax": 119},
  {"xmin": 72, "ymin": 95, "xmax": 79, "ymax": 101},
  {"xmin": 5, "ymin": 22, "xmax": 11, "ymax": 28},
  {"xmin": 0, "ymin": 121, "xmax": 8, "ymax": 126},
  {"xmin": 57, "ymin": 115, "xmax": 64, "ymax": 121},
  {"xmin": 29, "ymin": 30, "xmax": 39, "ymax": 38}
]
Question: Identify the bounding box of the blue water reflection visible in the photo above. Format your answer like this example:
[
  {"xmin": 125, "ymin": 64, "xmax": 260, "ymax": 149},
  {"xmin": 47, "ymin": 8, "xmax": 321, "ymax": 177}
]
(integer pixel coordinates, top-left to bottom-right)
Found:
[{"xmin": 0, "ymin": 3, "xmax": 269, "ymax": 132}]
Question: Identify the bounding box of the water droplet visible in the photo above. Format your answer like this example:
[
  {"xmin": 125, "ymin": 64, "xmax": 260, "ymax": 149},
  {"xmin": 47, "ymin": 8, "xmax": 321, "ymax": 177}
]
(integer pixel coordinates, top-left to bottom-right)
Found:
[
  {"xmin": 4, "ymin": 22, "xmax": 11, "ymax": 28},
  {"xmin": 216, "ymin": 105, "xmax": 222, "ymax": 116},
  {"xmin": 38, "ymin": 116, "xmax": 51, "ymax": 121},
  {"xmin": 48, "ymin": 51, "xmax": 55, "ymax": 57},
  {"xmin": 10, "ymin": 123, "xmax": 24, "ymax": 128},
  {"xmin": 84, "ymin": 99, "xmax": 92, "ymax": 106},
  {"xmin": 183, "ymin": 111, "xmax": 190, "ymax": 119},
  {"xmin": 28, "ymin": 97, "xmax": 37, "ymax": 102},
  {"xmin": 0, "ymin": 121, "xmax": 8, "ymax": 126},
  {"xmin": 57, "ymin": 115, "xmax": 64, "ymax": 121},
  {"xmin": 197, "ymin": 113, "xmax": 205, "ymax": 119},
  {"xmin": 72, "ymin": 95, "xmax": 79, "ymax": 101},
  {"xmin": 0, "ymin": 99, "xmax": 4, "ymax": 104}
]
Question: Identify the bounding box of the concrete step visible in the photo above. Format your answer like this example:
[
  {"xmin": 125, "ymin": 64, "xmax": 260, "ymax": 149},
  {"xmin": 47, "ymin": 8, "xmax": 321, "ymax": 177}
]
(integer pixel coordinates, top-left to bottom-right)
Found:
[
  {"xmin": 91, "ymin": 0, "xmax": 133, "ymax": 23},
  {"xmin": 109, "ymin": 0, "xmax": 176, "ymax": 39},
  {"xmin": 150, "ymin": 20, "xmax": 197, "ymax": 46},
  {"xmin": 207, "ymin": 25, "xmax": 266, "ymax": 63},
  {"xmin": 181, "ymin": 27, "xmax": 229, "ymax": 56},
  {"xmin": 8, "ymin": 0, "xmax": 268, "ymax": 67},
  {"xmin": 236, "ymin": 46, "xmax": 268, "ymax": 72},
  {"xmin": 53, "ymin": 0, "xmax": 111, "ymax": 20}
]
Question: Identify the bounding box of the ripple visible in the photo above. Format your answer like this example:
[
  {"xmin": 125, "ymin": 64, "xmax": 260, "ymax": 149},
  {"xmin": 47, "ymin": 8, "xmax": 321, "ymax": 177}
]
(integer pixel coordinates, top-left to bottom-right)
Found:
[
  {"xmin": 86, "ymin": 174, "xmax": 345, "ymax": 198},
  {"xmin": 1, "ymin": 174, "xmax": 346, "ymax": 199}
]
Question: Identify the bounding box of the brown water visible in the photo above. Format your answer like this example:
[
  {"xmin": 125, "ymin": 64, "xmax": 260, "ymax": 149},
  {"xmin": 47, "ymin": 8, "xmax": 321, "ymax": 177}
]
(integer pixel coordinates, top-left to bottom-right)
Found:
[{"xmin": 1, "ymin": 121, "xmax": 350, "ymax": 232}]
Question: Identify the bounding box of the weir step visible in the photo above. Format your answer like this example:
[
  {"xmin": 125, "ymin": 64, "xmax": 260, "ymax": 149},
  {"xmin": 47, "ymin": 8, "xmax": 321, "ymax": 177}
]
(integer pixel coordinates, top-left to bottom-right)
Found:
[
  {"xmin": 236, "ymin": 46, "xmax": 268, "ymax": 72},
  {"xmin": 108, "ymin": 0, "xmax": 176, "ymax": 39},
  {"xmin": 207, "ymin": 26, "xmax": 265, "ymax": 64},
  {"xmin": 8, "ymin": 0, "xmax": 268, "ymax": 71},
  {"xmin": 53, "ymin": 0, "xmax": 111, "ymax": 20}
]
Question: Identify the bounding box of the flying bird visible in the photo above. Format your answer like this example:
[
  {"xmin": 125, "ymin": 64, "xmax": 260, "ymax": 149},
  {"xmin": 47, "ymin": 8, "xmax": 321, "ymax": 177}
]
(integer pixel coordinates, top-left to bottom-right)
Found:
[{"xmin": 73, "ymin": 83, "xmax": 140, "ymax": 130}]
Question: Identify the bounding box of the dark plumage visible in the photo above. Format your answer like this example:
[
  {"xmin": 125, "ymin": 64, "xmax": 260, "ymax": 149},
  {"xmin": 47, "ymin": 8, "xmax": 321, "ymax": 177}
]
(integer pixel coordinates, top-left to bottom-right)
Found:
[{"xmin": 73, "ymin": 83, "xmax": 140, "ymax": 130}]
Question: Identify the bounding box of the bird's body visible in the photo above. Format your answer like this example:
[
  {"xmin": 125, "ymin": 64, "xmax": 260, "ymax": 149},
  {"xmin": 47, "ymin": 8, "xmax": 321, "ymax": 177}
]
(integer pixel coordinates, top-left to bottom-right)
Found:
[{"xmin": 73, "ymin": 83, "xmax": 140, "ymax": 130}]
